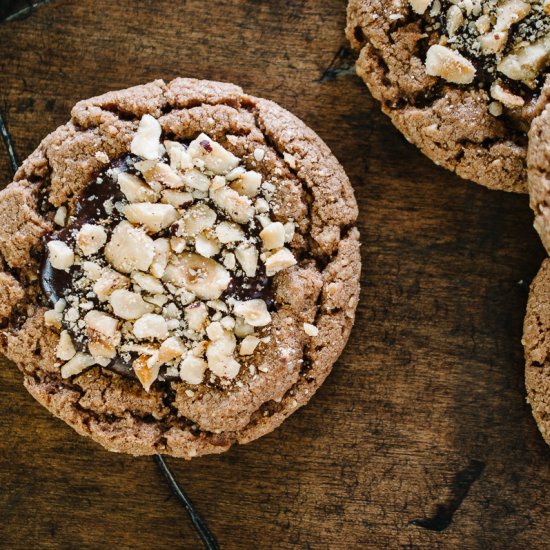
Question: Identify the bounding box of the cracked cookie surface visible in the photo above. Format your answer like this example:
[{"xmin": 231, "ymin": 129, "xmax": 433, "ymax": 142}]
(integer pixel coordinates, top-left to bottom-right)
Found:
[
  {"xmin": 346, "ymin": 0, "xmax": 549, "ymax": 192},
  {"xmin": 524, "ymin": 258, "xmax": 550, "ymax": 446},
  {"xmin": 0, "ymin": 78, "xmax": 361, "ymax": 458},
  {"xmin": 529, "ymin": 103, "xmax": 550, "ymax": 251}
]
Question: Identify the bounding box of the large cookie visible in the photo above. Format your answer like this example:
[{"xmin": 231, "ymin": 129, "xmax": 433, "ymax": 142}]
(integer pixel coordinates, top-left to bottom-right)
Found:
[
  {"xmin": 0, "ymin": 78, "xmax": 361, "ymax": 458},
  {"xmin": 346, "ymin": 0, "xmax": 549, "ymax": 192},
  {"xmin": 529, "ymin": 103, "xmax": 550, "ymax": 252},
  {"xmin": 524, "ymin": 258, "xmax": 550, "ymax": 445}
]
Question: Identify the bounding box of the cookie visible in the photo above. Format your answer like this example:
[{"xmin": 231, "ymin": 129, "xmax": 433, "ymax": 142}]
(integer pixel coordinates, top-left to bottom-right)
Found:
[
  {"xmin": 523, "ymin": 258, "xmax": 550, "ymax": 445},
  {"xmin": 0, "ymin": 78, "xmax": 361, "ymax": 458},
  {"xmin": 346, "ymin": 0, "xmax": 550, "ymax": 192},
  {"xmin": 529, "ymin": 103, "xmax": 550, "ymax": 252}
]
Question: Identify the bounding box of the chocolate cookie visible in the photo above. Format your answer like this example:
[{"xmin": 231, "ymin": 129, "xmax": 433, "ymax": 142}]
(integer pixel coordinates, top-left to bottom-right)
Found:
[
  {"xmin": 346, "ymin": 0, "xmax": 549, "ymax": 192},
  {"xmin": 529, "ymin": 103, "xmax": 550, "ymax": 251},
  {"xmin": 0, "ymin": 78, "xmax": 361, "ymax": 458},
  {"xmin": 523, "ymin": 258, "xmax": 550, "ymax": 445}
]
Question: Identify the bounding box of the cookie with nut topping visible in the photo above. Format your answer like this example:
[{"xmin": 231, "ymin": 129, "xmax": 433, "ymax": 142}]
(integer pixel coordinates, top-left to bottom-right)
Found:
[
  {"xmin": 0, "ymin": 78, "xmax": 360, "ymax": 458},
  {"xmin": 529, "ymin": 103, "xmax": 550, "ymax": 251},
  {"xmin": 347, "ymin": 0, "xmax": 549, "ymax": 192},
  {"xmin": 524, "ymin": 257, "xmax": 550, "ymax": 446}
]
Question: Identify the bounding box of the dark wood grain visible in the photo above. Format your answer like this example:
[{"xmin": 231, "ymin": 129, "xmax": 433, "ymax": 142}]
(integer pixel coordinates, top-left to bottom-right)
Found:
[{"xmin": 1, "ymin": 1, "xmax": 549, "ymax": 548}]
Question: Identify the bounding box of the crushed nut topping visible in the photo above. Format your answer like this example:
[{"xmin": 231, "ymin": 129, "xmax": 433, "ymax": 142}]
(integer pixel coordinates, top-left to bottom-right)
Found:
[
  {"xmin": 43, "ymin": 115, "xmax": 298, "ymax": 391},
  {"xmin": 413, "ymin": 0, "xmax": 549, "ymax": 112}
]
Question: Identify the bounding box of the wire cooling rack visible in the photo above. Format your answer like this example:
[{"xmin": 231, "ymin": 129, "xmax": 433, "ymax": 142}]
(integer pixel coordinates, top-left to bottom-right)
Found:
[{"xmin": 0, "ymin": 3, "xmax": 219, "ymax": 548}]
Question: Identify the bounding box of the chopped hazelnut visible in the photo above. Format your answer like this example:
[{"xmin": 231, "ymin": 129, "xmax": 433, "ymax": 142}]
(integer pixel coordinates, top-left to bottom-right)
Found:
[
  {"xmin": 164, "ymin": 141, "xmax": 194, "ymax": 171},
  {"xmin": 234, "ymin": 316, "xmax": 255, "ymax": 338},
  {"xmin": 133, "ymin": 313, "xmax": 169, "ymax": 340},
  {"xmin": 220, "ymin": 316, "xmax": 235, "ymax": 331},
  {"xmin": 497, "ymin": 36, "xmax": 550, "ymax": 84},
  {"xmin": 185, "ymin": 302, "xmax": 208, "ymax": 332},
  {"xmin": 264, "ymin": 247, "xmax": 297, "ymax": 276},
  {"xmin": 210, "ymin": 175, "xmax": 226, "ymax": 191},
  {"xmin": 260, "ymin": 222, "xmax": 286, "ymax": 250},
  {"xmin": 425, "ymin": 44, "xmax": 476, "ymax": 84},
  {"xmin": 446, "ymin": 5, "xmax": 464, "ymax": 36},
  {"xmin": 195, "ymin": 232, "xmax": 221, "ymax": 258},
  {"xmin": 93, "ymin": 269, "xmax": 130, "ymax": 301},
  {"xmin": 230, "ymin": 170, "xmax": 262, "ymax": 197},
  {"xmin": 495, "ymin": 0, "xmax": 531, "ymax": 34},
  {"xmin": 145, "ymin": 162, "xmax": 185, "ymax": 189},
  {"xmin": 225, "ymin": 166, "xmax": 246, "ymax": 181},
  {"xmin": 240, "ymin": 335, "xmax": 261, "ymax": 356},
  {"xmin": 150, "ymin": 238, "xmax": 170, "ymax": 279},
  {"xmin": 85, "ymin": 310, "xmax": 121, "ymax": 359},
  {"xmin": 206, "ymin": 321, "xmax": 226, "ymax": 341},
  {"xmin": 130, "ymin": 114, "xmax": 163, "ymax": 160},
  {"xmin": 44, "ymin": 309, "xmax": 63, "ymax": 329},
  {"xmin": 215, "ymin": 221, "xmax": 245, "ymax": 244},
  {"xmin": 235, "ymin": 244, "xmax": 259, "ymax": 277},
  {"xmin": 177, "ymin": 203, "xmax": 217, "ymax": 237},
  {"xmin": 210, "ymin": 186, "xmax": 254, "ymax": 224},
  {"xmin": 132, "ymin": 355, "xmax": 161, "ymax": 392},
  {"xmin": 234, "ymin": 299, "xmax": 271, "ymax": 327},
  {"xmin": 181, "ymin": 169, "xmax": 211, "ymax": 192},
  {"xmin": 76, "ymin": 224, "xmax": 108, "ymax": 256},
  {"xmin": 161, "ymin": 189, "xmax": 193, "ymax": 208},
  {"xmin": 105, "ymin": 221, "xmax": 155, "ymax": 273},
  {"xmin": 56, "ymin": 330, "xmax": 77, "ymax": 361},
  {"xmin": 206, "ymin": 329, "xmax": 240, "ymax": 379},
  {"xmin": 123, "ymin": 202, "xmax": 179, "ymax": 234},
  {"xmin": 82, "ymin": 261, "xmax": 103, "ymax": 281},
  {"xmin": 255, "ymin": 198, "xmax": 270, "ymax": 213},
  {"xmin": 408, "ymin": 0, "xmax": 432, "ymax": 14},
  {"xmin": 163, "ymin": 253, "xmax": 230, "ymax": 300},
  {"xmin": 157, "ymin": 336, "xmax": 186, "ymax": 364},
  {"xmin": 47, "ymin": 240, "xmax": 75, "ymax": 270},
  {"xmin": 54, "ymin": 206, "xmax": 67, "ymax": 227},
  {"xmin": 170, "ymin": 237, "xmax": 187, "ymax": 254},
  {"xmin": 283, "ymin": 221, "xmax": 295, "ymax": 243},
  {"xmin": 144, "ymin": 294, "xmax": 168, "ymax": 308},
  {"xmin": 60, "ymin": 352, "xmax": 96, "ymax": 379},
  {"xmin": 131, "ymin": 271, "xmax": 165, "ymax": 294},
  {"xmin": 118, "ymin": 172, "xmax": 159, "ymax": 203},
  {"xmin": 187, "ymin": 133, "xmax": 240, "ymax": 175},
  {"xmin": 222, "ymin": 252, "xmax": 236, "ymax": 270},
  {"xmin": 488, "ymin": 101, "xmax": 503, "ymax": 117},
  {"xmin": 490, "ymin": 82, "xmax": 525, "ymax": 108},
  {"xmin": 110, "ymin": 289, "xmax": 154, "ymax": 320},
  {"xmin": 180, "ymin": 354, "xmax": 207, "ymax": 385}
]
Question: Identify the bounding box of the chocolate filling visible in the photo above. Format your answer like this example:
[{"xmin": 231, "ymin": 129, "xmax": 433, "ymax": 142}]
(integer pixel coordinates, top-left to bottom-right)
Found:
[
  {"xmin": 426, "ymin": 0, "xmax": 549, "ymax": 97},
  {"xmin": 41, "ymin": 153, "xmax": 276, "ymax": 383}
]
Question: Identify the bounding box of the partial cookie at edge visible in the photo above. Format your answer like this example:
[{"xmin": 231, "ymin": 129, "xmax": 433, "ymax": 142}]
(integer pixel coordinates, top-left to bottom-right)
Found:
[
  {"xmin": 346, "ymin": 0, "xmax": 549, "ymax": 193},
  {"xmin": 524, "ymin": 258, "xmax": 550, "ymax": 446},
  {"xmin": 529, "ymin": 104, "xmax": 550, "ymax": 253}
]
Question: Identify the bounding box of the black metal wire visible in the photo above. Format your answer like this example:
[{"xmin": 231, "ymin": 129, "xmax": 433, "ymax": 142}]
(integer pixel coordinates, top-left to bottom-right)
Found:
[
  {"xmin": 0, "ymin": 98, "xmax": 219, "ymax": 550},
  {"xmin": 3, "ymin": 0, "xmax": 53, "ymax": 23},
  {"xmin": 154, "ymin": 455, "xmax": 220, "ymax": 550},
  {"xmin": 0, "ymin": 112, "xmax": 19, "ymax": 175}
]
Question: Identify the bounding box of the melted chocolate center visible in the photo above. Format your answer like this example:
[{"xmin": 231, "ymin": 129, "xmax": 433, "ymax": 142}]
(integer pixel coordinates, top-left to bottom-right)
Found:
[
  {"xmin": 430, "ymin": 0, "xmax": 549, "ymax": 98},
  {"xmin": 41, "ymin": 154, "xmax": 276, "ymax": 382}
]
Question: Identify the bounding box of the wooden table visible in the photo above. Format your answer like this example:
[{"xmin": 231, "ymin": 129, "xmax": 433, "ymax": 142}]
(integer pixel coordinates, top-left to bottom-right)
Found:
[{"xmin": 1, "ymin": 1, "xmax": 549, "ymax": 548}]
